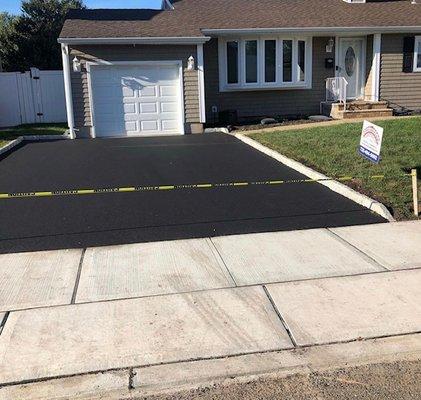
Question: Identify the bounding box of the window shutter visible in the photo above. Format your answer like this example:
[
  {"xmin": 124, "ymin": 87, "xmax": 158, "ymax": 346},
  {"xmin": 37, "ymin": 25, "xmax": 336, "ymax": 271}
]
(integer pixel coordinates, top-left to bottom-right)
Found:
[{"xmin": 403, "ymin": 36, "xmax": 415, "ymax": 73}]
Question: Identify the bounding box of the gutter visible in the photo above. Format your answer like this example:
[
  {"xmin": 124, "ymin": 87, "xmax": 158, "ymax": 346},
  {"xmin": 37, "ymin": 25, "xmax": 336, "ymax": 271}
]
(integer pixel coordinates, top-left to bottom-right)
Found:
[
  {"xmin": 201, "ymin": 26, "xmax": 421, "ymax": 36},
  {"xmin": 58, "ymin": 26, "xmax": 421, "ymax": 45},
  {"xmin": 58, "ymin": 36, "xmax": 211, "ymax": 45}
]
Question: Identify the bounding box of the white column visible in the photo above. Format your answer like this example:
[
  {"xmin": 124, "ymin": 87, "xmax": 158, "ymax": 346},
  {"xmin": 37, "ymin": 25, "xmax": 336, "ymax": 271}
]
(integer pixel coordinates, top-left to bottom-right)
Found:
[
  {"xmin": 372, "ymin": 34, "xmax": 382, "ymax": 102},
  {"xmin": 61, "ymin": 44, "xmax": 76, "ymax": 139},
  {"xmin": 197, "ymin": 43, "xmax": 206, "ymax": 124}
]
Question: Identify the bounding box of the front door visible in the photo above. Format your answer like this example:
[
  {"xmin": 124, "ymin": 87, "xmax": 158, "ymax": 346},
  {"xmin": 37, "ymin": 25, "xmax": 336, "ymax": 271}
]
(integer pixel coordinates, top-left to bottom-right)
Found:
[{"xmin": 338, "ymin": 38, "xmax": 365, "ymax": 100}]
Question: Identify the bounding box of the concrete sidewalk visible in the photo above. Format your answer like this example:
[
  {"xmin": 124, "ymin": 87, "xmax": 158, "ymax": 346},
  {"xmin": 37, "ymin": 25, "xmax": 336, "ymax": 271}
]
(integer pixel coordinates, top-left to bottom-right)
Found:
[{"xmin": 0, "ymin": 220, "xmax": 420, "ymax": 399}]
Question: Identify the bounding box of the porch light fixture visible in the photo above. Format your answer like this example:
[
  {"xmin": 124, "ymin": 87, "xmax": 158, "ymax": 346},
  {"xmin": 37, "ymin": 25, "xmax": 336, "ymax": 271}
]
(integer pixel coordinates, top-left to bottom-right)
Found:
[
  {"xmin": 72, "ymin": 56, "xmax": 81, "ymax": 72},
  {"xmin": 326, "ymin": 38, "xmax": 334, "ymax": 53},
  {"xmin": 187, "ymin": 55, "xmax": 195, "ymax": 70}
]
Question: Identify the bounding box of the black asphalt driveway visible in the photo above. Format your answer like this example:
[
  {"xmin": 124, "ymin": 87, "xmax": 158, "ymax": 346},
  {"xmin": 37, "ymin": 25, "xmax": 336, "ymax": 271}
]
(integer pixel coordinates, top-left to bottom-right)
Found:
[{"xmin": 0, "ymin": 133, "xmax": 384, "ymax": 253}]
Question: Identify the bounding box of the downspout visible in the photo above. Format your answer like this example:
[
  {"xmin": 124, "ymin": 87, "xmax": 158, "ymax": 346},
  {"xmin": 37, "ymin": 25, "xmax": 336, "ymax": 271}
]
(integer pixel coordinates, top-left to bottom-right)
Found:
[{"xmin": 61, "ymin": 44, "xmax": 76, "ymax": 139}]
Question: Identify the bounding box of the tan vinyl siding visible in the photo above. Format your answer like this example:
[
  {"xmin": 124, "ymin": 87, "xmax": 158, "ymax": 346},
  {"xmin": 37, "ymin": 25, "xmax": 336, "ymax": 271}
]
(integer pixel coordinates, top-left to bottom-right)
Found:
[
  {"xmin": 69, "ymin": 44, "xmax": 200, "ymax": 137},
  {"xmin": 380, "ymin": 34, "xmax": 421, "ymax": 111},
  {"xmin": 183, "ymin": 69, "xmax": 200, "ymax": 123},
  {"xmin": 70, "ymin": 70, "xmax": 91, "ymax": 128},
  {"xmin": 203, "ymin": 37, "xmax": 333, "ymax": 121}
]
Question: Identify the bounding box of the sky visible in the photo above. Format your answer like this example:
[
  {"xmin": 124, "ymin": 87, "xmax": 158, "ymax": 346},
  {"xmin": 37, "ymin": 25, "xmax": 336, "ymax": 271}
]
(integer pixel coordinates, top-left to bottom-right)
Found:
[{"xmin": 1, "ymin": 0, "xmax": 163, "ymax": 14}]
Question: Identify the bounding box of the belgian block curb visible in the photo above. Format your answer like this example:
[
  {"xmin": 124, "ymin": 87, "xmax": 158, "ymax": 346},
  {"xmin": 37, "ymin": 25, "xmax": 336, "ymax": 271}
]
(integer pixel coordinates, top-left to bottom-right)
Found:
[
  {"xmin": 0, "ymin": 134, "xmax": 70, "ymax": 156},
  {"xmin": 235, "ymin": 133, "xmax": 395, "ymax": 222}
]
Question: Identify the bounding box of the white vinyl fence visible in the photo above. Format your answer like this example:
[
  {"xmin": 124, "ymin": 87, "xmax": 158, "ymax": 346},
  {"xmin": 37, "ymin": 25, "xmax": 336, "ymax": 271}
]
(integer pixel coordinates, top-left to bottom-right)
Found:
[{"xmin": 0, "ymin": 68, "xmax": 66, "ymax": 128}]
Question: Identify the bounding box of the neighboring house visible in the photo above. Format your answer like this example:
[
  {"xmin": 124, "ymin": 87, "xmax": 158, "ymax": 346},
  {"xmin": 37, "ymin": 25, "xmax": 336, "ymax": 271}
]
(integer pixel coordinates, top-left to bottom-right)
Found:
[{"xmin": 59, "ymin": 0, "xmax": 421, "ymax": 139}]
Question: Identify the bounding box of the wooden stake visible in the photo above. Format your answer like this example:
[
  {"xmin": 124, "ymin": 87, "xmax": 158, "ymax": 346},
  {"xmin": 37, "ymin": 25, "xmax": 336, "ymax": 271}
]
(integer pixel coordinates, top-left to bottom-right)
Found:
[{"xmin": 412, "ymin": 168, "xmax": 419, "ymax": 217}]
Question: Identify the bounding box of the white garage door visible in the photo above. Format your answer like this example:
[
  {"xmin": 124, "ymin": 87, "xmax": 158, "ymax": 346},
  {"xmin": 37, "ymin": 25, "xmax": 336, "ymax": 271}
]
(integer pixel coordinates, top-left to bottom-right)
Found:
[{"xmin": 90, "ymin": 63, "xmax": 183, "ymax": 137}]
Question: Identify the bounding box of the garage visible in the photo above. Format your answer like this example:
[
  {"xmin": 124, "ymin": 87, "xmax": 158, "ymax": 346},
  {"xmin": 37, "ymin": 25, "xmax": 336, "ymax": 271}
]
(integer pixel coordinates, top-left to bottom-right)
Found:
[{"xmin": 88, "ymin": 62, "xmax": 184, "ymax": 137}]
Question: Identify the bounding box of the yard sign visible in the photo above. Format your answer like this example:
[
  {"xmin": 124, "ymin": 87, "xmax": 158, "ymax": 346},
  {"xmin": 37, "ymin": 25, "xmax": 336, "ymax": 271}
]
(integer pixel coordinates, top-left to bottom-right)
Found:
[{"xmin": 358, "ymin": 120, "xmax": 384, "ymax": 164}]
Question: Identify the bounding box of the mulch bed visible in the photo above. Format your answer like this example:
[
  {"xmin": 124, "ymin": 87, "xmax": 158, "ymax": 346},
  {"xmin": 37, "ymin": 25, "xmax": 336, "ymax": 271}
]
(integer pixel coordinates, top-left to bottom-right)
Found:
[{"xmin": 228, "ymin": 118, "xmax": 321, "ymax": 132}]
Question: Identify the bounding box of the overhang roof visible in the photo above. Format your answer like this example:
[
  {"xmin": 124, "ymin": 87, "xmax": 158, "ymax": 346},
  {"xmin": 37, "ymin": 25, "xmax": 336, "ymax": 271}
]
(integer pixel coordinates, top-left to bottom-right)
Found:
[{"xmin": 60, "ymin": 0, "xmax": 421, "ymax": 40}]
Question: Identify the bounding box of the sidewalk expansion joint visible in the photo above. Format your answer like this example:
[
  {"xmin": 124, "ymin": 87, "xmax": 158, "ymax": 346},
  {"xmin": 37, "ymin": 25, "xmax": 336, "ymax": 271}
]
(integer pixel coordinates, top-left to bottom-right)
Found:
[
  {"xmin": 208, "ymin": 237, "xmax": 238, "ymax": 286},
  {"xmin": 325, "ymin": 228, "xmax": 389, "ymax": 271},
  {"xmin": 0, "ymin": 348, "xmax": 289, "ymax": 389},
  {"xmin": 0, "ymin": 312, "xmax": 10, "ymax": 336},
  {"xmin": 71, "ymin": 248, "xmax": 86, "ymax": 304},
  {"xmin": 3, "ymin": 268, "xmax": 417, "ymax": 315},
  {"xmin": 297, "ymin": 328, "xmax": 421, "ymax": 351},
  {"xmin": 128, "ymin": 367, "xmax": 136, "ymax": 390},
  {"xmin": 263, "ymin": 285, "xmax": 298, "ymax": 348}
]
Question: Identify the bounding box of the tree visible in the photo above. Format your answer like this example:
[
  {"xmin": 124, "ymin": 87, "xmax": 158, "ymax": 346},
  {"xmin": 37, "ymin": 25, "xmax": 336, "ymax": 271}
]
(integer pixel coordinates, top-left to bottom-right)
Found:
[
  {"xmin": 0, "ymin": 0, "xmax": 84, "ymax": 72},
  {"xmin": 0, "ymin": 12, "xmax": 18, "ymax": 71}
]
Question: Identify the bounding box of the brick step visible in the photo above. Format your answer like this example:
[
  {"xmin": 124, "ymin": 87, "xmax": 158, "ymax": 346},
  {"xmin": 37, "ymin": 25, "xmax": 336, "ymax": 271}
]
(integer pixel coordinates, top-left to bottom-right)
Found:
[
  {"xmin": 338, "ymin": 101, "xmax": 389, "ymax": 111},
  {"xmin": 320, "ymin": 101, "xmax": 394, "ymax": 120},
  {"xmin": 341, "ymin": 108, "xmax": 394, "ymax": 119}
]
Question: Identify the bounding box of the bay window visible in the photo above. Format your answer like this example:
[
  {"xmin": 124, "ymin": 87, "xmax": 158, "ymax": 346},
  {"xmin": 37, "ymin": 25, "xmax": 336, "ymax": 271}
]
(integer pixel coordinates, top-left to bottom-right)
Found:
[{"xmin": 219, "ymin": 36, "xmax": 312, "ymax": 91}]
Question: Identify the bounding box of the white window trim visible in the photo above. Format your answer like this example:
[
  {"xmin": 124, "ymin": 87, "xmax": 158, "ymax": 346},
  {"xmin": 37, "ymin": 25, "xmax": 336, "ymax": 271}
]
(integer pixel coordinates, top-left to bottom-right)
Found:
[
  {"xmin": 220, "ymin": 39, "xmax": 240, "ymax": 85},
  {"xmin": 262, "ymin": 38, "xmax": 278, "ymax": 85},
  {"xmin": 413, "ymin": 36, "xmax": 421, "ymax": 72},
  {"xmin": 243, "ymin": 38, "xmax": 260, "ymax": 85},
  {"xmin": 218, "ymin": 36, "xmax": 312, "ymax": 92}
]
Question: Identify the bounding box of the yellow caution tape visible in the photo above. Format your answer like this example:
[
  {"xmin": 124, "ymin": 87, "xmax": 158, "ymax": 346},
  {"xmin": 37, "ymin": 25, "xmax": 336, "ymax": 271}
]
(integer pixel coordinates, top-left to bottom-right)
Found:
[{"xmin": 0, "ymin": 174, "xmax": 411, "ymax": 200}]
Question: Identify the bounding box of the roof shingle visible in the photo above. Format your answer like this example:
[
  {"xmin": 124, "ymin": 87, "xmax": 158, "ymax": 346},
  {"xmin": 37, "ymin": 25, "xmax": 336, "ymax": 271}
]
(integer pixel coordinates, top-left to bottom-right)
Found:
[{"xmin": 60, "ymin": 0, "xmax": 421, "ymax": 39}]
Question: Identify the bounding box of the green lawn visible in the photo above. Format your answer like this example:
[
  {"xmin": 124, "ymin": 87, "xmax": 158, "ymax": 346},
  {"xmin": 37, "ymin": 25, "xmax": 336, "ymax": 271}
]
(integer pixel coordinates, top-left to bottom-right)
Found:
[
  {"xmin": 249, "ymin": 116, "xmax": 421, "ymax": 220},
  {"xmin": 0, "ymin": 123, "xmax": 68, "ymax": 145}
]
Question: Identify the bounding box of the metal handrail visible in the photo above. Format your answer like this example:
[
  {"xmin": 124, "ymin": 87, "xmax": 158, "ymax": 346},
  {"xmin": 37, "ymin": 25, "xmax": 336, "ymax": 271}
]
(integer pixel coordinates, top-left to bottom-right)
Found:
[{"xmin": 326, "ymin": 77, "xmax": 348, "ymax": 109}]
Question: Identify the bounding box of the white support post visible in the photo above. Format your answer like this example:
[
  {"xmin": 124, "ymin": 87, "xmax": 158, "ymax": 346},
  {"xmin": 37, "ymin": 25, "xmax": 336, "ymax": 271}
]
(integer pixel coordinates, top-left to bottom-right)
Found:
[
  {"xmin": 372, "ymin": 34, "xmax": 381, "ymax": 102},
  {"xmin": 61, "ymin": 44, "xmax": 76, "ymax": 139},
  {"xmin": 197, "ymin": 43, "xmax": 206, "ymax": 124}
]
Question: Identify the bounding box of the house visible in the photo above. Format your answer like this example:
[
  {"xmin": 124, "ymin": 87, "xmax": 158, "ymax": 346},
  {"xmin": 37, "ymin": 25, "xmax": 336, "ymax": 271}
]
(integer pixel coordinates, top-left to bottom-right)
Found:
[{"xmin": 59, "ymin": 0, "xmax": 421, "ymax": 139}]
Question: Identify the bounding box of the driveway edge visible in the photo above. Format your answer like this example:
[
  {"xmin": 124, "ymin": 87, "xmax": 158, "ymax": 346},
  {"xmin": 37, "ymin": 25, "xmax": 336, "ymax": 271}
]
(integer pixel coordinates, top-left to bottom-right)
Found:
[
  {"xmin": 234, "ymin": 133, "xmax": 395, "ymax": 222},
  {"xmin": 0, "ymin": 134, "xmax": 70, "ymax": 156},
  {"xmin": 0, "ymin": 137, "xmax": 24, "ymax": 156}
]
